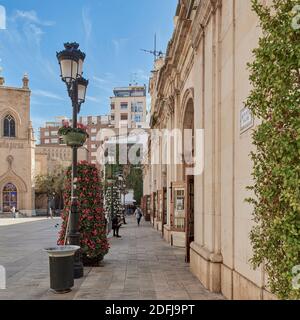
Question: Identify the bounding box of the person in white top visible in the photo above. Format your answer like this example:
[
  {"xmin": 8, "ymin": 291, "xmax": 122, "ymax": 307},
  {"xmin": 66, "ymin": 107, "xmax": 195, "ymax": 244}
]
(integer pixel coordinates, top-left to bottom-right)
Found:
[
  {"xmin": 11, "ymin": 206, "xmax": 16, "ymax": 218},
  {"xmin": 134, "ymin": 206, "xmax": 143, "ymax": 227}
]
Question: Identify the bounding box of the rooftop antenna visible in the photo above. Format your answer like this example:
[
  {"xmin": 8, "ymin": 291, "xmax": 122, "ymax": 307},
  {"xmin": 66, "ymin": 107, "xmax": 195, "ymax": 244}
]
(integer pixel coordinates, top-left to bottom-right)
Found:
[
  {"xmin": 130, "ymin": 72, "xmax": 138, "ymax": 86},
  {"xmin": 141, "ymin": 34, "xmax": 164, "ymax": 62}
]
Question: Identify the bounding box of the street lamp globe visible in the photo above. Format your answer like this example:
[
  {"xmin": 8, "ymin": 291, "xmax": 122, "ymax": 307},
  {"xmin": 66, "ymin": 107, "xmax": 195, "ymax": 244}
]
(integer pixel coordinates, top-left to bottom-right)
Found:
[
  {"xmin": 77, "ymin": 77, "xmax": 89, "ymax": 104},
  {"xmin": 56, "ymin": 42, "xmax": 86, "ymax": 85}
]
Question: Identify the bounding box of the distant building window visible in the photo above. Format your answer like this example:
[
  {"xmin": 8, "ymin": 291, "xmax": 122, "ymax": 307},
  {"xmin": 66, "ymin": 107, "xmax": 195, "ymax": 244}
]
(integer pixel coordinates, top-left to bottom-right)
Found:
[
  {"xmin": 116, "ymin": 91, "xmax": 130, "ymax": 97},
  {"xmin": 131, "ymin": 102, "xmax": 144, "ymax": 113},
  {"xmin": 111, "ymin": 104, "xmax": 115, "ymax": 110},
  {"xmin": 92, "ymin": 116, "xmax": 97, "ymax": 124},
  {"xmin": 3, "ymin": 115, "xmax": 16, "ymax": 137},
  {"xmin": 51, "ymin": 131, "xmax": 58, "ymax": 136},
  {"xmin": 2, "ymin": 183, "xmax": 17, "ymax": 213},
  {"xmin": 111, "ymin": 115, "xmax": 115, "ymax": 121},
  {"xmin": 134, "ymin": 115, "xmax": 141, "ymax": 122},
  {"xmin": 91, "ymin": 128, "xmax": 97, "ymax": 134},
  {"xmin": 81, "ymin": 117, "xmax": 88, "ymax": 125},
  {"xmin": 121, "ymin": 103, "xmax": 128, "ymax": 110},
  {"xmin": 91, "ymin": 144, "xmax": 97, "ymax": 149},
  {"xmin": 51, "ymin": 138, "xmax": 58, "ymax": 144},
  {"xmin": 91, "ymin": 136, "xmax": 96, "ymax": 141},
  {"xmin": 121, "ymin": 114, "xmax": 128, "ymax": 120},
  {"xmin": 131, "ymin": 90, "xmax": 144, "ymax": 97},
  {"xmin": 45, "ymin": 139, "xmax": 50, "ymax": 144},
  {"xmin": 44, "ymin": 131, "xmax": 49, "ymax": 137}
]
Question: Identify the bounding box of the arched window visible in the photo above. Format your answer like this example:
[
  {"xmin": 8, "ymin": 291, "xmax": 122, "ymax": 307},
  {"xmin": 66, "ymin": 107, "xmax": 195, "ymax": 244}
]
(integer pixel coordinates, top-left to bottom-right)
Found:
[
  {"xmin": 2, "ymin": 183, "xmax": 17, "ymax": 213},
  {"xmin": 4, "ymin": 115, "xmax": 16, "ymax": 137}
]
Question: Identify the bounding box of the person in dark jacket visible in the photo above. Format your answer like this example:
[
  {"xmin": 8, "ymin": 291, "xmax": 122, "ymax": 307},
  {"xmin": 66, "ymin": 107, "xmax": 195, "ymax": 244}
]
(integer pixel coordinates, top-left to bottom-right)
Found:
[
  {"xmin": 112, "ymin": 214, "xmax": 121, "ymax": 237},
  {"xmin": 134, "ymin": 206, "xmax": 143, "ymax": 227}
]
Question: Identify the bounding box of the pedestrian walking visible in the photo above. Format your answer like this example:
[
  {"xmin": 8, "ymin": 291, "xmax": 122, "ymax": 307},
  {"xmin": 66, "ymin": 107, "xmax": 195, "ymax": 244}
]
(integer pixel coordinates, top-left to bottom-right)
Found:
[
  {"xmin": 49, "ymin": 206, "xmax": 54, "ymax": 219},
  {"xmin": 11, "ymin": 206, "xmax": 16, "ymax": 218},
  {"xmin": 135, "ymin": 206, "xmax": 143, "ymax": 227},
  {"xmin": 122, "ymin": 209, "xmax": 127, "ymax": 224},
  {"xmin": 112, "ymin": 214, "xmax": 121, "ymax": 237}
]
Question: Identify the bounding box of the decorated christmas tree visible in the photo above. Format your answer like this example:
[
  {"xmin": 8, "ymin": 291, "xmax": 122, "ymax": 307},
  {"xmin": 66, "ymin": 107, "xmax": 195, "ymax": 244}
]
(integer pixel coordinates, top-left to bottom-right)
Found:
[
  {"xmin": 58, "ymin": 161, "xmax": 109, "ymax": 266},
  {"xmin": 104, "ymin": 182, "xmax": 122, "ymax": 221}
]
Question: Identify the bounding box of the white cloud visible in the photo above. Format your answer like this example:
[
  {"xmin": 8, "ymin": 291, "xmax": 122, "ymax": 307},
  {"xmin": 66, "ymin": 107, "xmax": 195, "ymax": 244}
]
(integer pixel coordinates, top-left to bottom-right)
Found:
[
  {"xmin": 112, "ymin": 38, "xmax": 129, "ymax": 57},
  {"xmin": 9, "ymin": 10, "xmax": 55, "ymax": 46},
  {"xmin": 92, "ymin": 75, "xmax": 113, "ymax": 93},
  {"xmin": 32, "ymin": 90, "xmax": 65, "ymax": 101},
  {"xmin": 24, "ymin": 23, "xmax": 44, "ymax": 44},
  {"xmin": 86, "ymin": 96, "xmax": 102, "ymax": 103},
  {"xmin": 137, "ymin": 69, "xmax": 149, "ymax": 81},
  {"xmin": 93, "ymin": 76, "xmax": 108, "ymax": 84},
  {"xmin": 14, "ymin": 10, "xmax": 55, "ymax": 26},
  {"xmin": 82, "ymin": 7, "xmax": 92, "ymax": 40}
]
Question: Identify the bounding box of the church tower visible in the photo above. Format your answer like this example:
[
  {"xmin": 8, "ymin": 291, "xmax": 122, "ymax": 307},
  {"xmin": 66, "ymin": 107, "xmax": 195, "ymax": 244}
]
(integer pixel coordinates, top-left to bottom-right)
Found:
[{"xmin": 0, "ymin": 74, "xmax": 35, "ymax": 216}]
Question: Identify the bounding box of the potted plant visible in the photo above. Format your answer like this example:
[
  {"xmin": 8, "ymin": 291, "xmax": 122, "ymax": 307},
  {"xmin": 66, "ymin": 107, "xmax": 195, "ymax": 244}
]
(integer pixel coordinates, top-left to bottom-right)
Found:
[{"xmin": 58, "ymin": 121, "xmax": 89, "ymax": 147}]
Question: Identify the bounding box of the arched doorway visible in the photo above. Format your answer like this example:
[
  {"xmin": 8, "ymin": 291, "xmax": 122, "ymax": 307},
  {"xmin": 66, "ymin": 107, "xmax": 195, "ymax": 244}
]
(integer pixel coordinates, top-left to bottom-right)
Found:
[
  {"xmin": 2, "ymin": 183, "xmax": 17, "ymax": 212},
  {"xmin": 182, "ymin": 97, "xmax": 195, "ymax": 263}
]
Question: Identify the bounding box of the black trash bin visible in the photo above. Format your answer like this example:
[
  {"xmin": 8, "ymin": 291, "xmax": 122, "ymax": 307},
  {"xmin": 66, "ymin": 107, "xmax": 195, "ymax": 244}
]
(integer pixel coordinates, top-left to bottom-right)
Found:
[{"xmin": 44, "ymin": 246, "xmax": 80, "ymax": 294}]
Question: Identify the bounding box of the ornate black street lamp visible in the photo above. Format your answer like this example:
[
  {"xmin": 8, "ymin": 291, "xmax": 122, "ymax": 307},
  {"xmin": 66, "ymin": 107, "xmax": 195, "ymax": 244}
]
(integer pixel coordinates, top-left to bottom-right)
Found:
[{"xmin": 57, "ymin": 42, "xmax": 88, "ymax": 279}]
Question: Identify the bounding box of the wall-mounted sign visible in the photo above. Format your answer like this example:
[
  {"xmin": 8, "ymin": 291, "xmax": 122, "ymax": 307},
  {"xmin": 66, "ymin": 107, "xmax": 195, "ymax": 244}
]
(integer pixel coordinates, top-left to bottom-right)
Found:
[{"xmin": 240, "ymin": 107, "xmax": 254, "ymax": 133}]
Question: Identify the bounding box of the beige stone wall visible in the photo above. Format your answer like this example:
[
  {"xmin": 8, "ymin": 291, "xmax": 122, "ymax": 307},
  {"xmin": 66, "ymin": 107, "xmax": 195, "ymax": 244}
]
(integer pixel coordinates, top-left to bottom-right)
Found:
[
  {"xmin": 0, "ymin": 77, "xmax": 35, "ymax": 216},
  {"xmin": 146, "ymin": 0, "xmax": 279, "ymax": 300},
  {"xmin": 35, "ymin": 145, "xmax": 88, "ymax": 176}
]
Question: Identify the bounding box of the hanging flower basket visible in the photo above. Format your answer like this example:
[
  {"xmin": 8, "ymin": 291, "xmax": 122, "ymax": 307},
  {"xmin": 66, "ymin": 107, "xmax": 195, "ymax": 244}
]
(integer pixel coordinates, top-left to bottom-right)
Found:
[
  {"xmin": 58, "ymin": 121, "xmax": 89, "ymax": 147},
  {"xmin": 62, "ymin": 131, "xmax": 87, "ymax": 147}
]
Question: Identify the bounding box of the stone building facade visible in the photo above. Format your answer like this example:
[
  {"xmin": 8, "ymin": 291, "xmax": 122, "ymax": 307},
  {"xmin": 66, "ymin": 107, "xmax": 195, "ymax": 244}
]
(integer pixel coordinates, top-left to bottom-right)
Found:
[
  {"xmin": 143, "ymin": 0, "xmax": 277, "ymax": 300},
  {"xmin": 0, "ymin": 75, "xmax": 35, "ymax": 216},
  {"xmin": 35, "ymin": 145, "xmax": 88, "ymax": 176}
]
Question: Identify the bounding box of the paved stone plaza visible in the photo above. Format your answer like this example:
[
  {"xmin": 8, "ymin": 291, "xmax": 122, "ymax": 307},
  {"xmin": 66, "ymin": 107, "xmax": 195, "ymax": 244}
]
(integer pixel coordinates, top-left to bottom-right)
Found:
[{"xmin": 0, "ymin": 216, "xmax": 224, "ymax": 300}]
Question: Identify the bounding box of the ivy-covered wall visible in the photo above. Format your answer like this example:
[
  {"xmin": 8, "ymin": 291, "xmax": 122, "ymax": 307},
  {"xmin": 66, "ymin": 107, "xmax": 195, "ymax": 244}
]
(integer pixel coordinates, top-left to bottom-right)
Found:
[{"xmin": 246, "ymin": 0, "xmax": 300, "ymax": 299}]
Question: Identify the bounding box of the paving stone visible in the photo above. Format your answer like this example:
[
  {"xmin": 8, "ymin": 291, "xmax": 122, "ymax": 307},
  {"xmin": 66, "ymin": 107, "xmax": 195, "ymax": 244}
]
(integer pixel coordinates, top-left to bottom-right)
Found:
[{"xmin": 0, "ymin": 216, "xmax": 224, "ymax": 300}]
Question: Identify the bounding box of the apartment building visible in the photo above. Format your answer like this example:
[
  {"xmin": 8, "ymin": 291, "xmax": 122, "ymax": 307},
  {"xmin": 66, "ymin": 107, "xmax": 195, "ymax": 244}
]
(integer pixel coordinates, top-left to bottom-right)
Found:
[
  {"xmin": 38, "ymin": 115, "xmax": 113, "ymax": 168},
  {"xmin": 79, "ymin": 115, "xmax": 112, "ymax": 165},
  {"xmin": 110, "ymin": 85, "xmax": 148, "ymax": 129},
  {"xmin": 39, "ymin": 116, "xmax": 69, "ymax": 145}
]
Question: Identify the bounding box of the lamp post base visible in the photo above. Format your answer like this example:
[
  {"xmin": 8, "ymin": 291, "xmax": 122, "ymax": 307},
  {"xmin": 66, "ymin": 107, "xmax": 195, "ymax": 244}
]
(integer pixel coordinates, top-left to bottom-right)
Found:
[
  {"xmin": 74, "ymin": 260, "xmax": 84, "ymax": 279},
  {"xmin": 68, "ymin": 232, "xmax": 84, "ymax": 279}
]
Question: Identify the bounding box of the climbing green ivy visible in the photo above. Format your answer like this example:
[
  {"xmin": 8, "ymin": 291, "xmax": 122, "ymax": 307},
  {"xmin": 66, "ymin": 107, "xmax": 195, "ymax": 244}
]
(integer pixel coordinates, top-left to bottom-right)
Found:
[{"xmin": 246, "ymin": 0, "xmax": 300, "ymax": 300}]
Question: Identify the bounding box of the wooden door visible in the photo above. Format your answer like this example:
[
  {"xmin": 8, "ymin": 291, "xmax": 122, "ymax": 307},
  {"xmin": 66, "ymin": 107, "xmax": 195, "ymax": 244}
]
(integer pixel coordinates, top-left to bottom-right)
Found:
[{"xmin": 185, "ymin": 175, "xmax": 194, "ymax": 263}]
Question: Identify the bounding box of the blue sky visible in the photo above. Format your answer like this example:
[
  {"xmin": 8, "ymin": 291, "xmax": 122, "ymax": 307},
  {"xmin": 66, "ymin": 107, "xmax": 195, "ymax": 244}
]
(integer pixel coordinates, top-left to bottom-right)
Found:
[{"xmin": 0, "ymin": 0, "xmax": 177, "ymax": 135}]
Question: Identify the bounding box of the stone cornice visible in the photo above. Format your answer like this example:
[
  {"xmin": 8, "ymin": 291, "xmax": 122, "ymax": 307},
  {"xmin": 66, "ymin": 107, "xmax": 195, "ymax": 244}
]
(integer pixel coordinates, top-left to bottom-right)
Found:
[
  {"xmin": 0, "ymin": 86, "xmax": 31, "ymax": 93},
  {"xmin": 191, "ymin": 0, "xmax": 220, "ymax": 51},
  {"xmin": 157, "ymin": 2, "xmax": 194, "ymax": 96}
]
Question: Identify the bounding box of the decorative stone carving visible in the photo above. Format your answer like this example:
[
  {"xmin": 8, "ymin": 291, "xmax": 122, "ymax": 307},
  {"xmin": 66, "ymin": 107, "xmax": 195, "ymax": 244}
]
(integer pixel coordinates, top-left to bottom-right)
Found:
[{"xmin": 7, "ymin": 155, "xmax": 13, "ymax": 170}]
